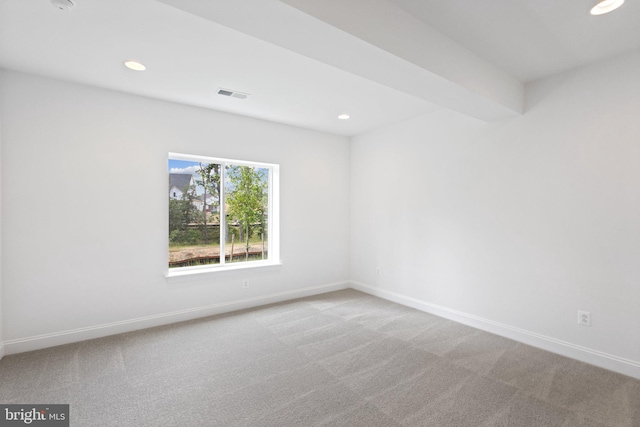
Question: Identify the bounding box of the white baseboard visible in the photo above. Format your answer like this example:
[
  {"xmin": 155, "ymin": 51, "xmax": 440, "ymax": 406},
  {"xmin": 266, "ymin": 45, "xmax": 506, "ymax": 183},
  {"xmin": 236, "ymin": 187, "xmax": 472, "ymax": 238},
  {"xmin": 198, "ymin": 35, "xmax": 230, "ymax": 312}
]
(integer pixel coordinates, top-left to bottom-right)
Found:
[
  {"xmin": 0, "ymin": 343, "xmax": 4, "ymax": 361},
  {"xmin": 6, "ymin": 280, "xmax": 638, "ymax": 380},
  {"xmin": 350, "ymin": 281, "xmax": 640, "ymax": 380},
  {"xmin": 2, "ymin": 281, "xmax": 349, "ymax": 356}
]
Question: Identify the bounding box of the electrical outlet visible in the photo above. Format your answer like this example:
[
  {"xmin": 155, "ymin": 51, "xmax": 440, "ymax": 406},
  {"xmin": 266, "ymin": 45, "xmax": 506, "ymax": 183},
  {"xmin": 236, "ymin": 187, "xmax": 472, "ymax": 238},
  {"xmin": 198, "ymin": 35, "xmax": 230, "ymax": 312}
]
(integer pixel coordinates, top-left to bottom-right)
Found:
[
  {"xmin": 577, "ymin": 310, "xmax": 591, "ymax": 326},
  {"xmin": 376, "ymin": 267, "xmax": 381, "ymax": 275},
  {"xmin": 243, "ymin": 280, "xmax": 249, "ymax": 288}
]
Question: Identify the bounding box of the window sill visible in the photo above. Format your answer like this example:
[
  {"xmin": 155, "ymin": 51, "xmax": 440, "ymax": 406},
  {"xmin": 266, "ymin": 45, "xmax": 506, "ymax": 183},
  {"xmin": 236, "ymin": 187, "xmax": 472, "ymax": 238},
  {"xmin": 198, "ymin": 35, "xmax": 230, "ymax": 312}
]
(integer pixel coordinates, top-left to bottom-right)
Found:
[{"xmin": 165, "ymin": 260, "xmax": 283, "ymax": 284}]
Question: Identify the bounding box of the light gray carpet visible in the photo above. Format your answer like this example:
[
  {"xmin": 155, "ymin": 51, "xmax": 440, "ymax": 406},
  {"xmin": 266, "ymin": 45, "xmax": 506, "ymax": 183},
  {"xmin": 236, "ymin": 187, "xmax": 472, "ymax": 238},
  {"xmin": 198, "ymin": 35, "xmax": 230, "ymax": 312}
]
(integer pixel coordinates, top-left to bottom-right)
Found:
[{"xmin": 1, "ymin": 289, "xmax": 638, "ymax": 426}]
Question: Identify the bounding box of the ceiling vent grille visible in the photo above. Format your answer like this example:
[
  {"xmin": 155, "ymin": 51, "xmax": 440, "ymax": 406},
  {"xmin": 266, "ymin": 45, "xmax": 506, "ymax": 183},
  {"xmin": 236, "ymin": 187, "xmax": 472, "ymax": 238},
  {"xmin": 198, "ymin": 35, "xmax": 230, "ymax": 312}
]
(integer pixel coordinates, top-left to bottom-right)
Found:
[{"xmin": 217, "ymin": 88, "xmax": 250, "ymax": 99}]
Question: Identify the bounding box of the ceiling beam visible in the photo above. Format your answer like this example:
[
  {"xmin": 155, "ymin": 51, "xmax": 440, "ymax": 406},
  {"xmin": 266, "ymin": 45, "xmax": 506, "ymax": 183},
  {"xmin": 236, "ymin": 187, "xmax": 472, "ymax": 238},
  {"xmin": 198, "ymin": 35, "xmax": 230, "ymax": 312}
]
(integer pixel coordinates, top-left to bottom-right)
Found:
[{"xmin": 160, "ymin": 0, "xmax": 524, "ymax": 122}]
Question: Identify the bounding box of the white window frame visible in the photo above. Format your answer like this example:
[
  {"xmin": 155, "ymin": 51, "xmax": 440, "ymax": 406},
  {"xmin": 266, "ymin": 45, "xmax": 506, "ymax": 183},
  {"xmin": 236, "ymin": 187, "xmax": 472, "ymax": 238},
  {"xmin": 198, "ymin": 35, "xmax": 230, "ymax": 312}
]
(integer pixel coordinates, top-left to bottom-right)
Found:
[{"xmin": 166, "ymin": 152, "xmax": 280, "ymax": 279}]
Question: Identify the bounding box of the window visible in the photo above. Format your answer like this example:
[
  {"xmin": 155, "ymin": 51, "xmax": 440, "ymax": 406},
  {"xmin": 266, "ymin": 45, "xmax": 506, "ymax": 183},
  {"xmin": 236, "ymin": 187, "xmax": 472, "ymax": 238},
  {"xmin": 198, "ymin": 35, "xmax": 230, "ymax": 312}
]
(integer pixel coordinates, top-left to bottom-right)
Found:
[{"xmin": 167, "ymin": 153, "xmax": 279, "ymax": 273}]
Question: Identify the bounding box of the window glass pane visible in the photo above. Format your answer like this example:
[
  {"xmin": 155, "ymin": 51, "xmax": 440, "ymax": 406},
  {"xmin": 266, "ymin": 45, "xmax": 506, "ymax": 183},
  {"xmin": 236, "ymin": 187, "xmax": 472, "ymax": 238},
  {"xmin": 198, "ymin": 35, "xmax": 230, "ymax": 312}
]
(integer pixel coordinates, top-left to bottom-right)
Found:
[
  {"xmin": 168, "ymin": 159, "xmax": 221, "ymax": 268},
  {"xmin": 225, "ymin": 165, "xmax": 269, "ymax": 264}
]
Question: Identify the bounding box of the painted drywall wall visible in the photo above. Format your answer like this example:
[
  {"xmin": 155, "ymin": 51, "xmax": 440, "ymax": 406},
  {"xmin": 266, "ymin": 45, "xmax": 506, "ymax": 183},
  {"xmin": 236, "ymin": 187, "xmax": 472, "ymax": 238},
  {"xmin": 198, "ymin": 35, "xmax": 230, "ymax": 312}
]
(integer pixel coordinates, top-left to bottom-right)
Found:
[
  {"xmin": 350, "ymin": 50, "xmax": 640, "ymax": 375},
  {"xmin": 0, "ymin": 68, "xmax": 4, "ymax": 360},
  {"xmin": 0, "ymin": 70, "xmax": 350, "ymax": 351}
]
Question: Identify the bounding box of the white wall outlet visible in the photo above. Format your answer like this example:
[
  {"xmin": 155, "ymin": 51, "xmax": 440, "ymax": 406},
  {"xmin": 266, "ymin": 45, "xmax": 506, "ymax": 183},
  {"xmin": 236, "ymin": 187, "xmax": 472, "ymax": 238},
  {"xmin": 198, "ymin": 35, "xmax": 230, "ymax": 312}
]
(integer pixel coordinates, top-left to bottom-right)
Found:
[
  {"xmin": 376, "ymin": 267, "xmax": 381, "ymax": 275},
  {"xmin": 243, "ymin": 280, "xmax": 249, "ymax": 288},
  {"xmin": 578, "ymin": 310, "xmax": 591, "ymax": 326}
]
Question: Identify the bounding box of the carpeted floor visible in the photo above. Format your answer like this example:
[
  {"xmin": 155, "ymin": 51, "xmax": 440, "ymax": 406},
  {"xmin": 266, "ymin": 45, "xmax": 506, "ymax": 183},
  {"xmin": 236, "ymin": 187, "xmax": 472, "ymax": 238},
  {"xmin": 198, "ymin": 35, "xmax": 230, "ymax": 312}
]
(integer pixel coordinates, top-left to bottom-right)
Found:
[{"xmin": 0, "ymin": 289, "xmax": 638, "ymax": 426}]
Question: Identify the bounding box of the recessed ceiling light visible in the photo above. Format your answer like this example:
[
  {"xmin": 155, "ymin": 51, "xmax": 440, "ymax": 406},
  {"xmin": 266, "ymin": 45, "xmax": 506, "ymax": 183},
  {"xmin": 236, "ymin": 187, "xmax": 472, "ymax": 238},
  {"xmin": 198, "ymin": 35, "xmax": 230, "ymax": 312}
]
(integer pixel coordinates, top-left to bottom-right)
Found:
[
  {"xmin": 124, "ymin": 60, "xmax": 146, "ymax": 71},
  {"xmin": 590, "ymin": 0, "xmax": 624, "ymax": 15},
  {"xmin": 338, "ymin": 114, "xmax": 350, "ymax": 120}
]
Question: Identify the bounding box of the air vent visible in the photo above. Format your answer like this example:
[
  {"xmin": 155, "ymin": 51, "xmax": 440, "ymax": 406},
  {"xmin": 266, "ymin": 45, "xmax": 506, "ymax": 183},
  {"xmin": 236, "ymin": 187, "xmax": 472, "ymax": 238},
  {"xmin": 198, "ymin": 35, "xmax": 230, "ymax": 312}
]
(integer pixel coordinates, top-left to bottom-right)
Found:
[{"xmin": 217, "ymin": 88, "xmax": 250, "ymax": 100}]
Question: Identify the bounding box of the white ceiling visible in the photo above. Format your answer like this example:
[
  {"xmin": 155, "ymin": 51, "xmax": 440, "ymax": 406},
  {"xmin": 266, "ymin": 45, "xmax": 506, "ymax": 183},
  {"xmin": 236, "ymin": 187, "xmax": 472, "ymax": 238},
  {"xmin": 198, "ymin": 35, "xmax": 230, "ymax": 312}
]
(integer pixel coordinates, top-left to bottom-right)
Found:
[
  {"xmin": 1, "ymin": 0, "xmax": 639, "ymax": 136},
  {"xmin": 389, "ymin": 0, "xmax": 640, "ymax": 82}
]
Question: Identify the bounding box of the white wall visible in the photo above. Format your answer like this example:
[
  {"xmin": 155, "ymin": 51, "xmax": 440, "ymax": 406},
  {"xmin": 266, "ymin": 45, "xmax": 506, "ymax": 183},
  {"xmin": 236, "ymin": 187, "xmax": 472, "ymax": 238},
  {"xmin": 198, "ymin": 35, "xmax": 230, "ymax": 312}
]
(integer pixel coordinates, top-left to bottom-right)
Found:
[
  {"xmin": 350, "ymin": 50, "xmax": 640, "ymax": 378},
  {"xmin": 0, "ymin": 68, "xmax": 4, "ymax": 360},
  {"xmin": 0, "ymin": 70, "xmax": 350, "ymax": 352}
]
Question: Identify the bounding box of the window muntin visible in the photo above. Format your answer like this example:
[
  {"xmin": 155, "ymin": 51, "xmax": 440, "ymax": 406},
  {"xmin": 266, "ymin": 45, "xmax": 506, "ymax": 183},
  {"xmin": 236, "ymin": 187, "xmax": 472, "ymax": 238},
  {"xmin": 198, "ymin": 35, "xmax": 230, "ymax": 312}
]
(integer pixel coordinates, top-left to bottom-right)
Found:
[{"xmin": 168, "ymin": 153, "xmax": 279, "ymax": 272}]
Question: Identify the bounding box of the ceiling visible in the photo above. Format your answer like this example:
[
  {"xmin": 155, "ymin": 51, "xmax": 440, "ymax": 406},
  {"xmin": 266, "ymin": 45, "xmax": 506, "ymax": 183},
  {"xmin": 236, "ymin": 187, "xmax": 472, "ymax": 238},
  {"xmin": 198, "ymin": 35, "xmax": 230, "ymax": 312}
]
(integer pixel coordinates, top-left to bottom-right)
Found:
[
  {"xmin": 1, "ymin": 0, "xmax": 638, "ymax": 136},
  {"xmin": 389, "ymin": 0, "xmax": 640, "ymax": 82}
]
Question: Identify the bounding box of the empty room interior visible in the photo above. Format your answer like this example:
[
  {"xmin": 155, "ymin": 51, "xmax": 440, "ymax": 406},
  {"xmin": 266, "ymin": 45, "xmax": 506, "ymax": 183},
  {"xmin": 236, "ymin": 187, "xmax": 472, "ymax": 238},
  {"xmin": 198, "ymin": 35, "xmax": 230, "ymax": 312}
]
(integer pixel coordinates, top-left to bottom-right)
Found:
[{"xmin": 0, "ymin": 0, "xmax": 639, "ymax": 426}]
